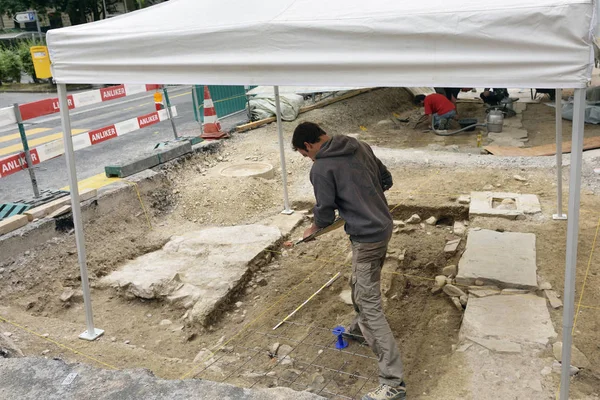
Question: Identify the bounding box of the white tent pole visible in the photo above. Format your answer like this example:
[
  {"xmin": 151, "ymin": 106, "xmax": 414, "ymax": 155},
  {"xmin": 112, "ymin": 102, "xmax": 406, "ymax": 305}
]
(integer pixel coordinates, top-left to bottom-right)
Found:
[
  {"xmin": 57, "ymin": 84, "xmax": 104, "ymax": 341},
  {"xmin": 559, "ymin": 87, "xmax": 585, "ymax": 400},
  {"xmin": 274, "ymin": 86, "xmax": 293, "ymax": 215},
  {"xmin": 554, "ymin": 88, "xmax": 567, "ymax": 220}
]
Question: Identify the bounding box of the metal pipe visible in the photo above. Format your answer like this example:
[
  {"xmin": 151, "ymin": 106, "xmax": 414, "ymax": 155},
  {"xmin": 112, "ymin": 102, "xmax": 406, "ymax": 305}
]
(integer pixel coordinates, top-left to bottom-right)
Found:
[
  {"xmin": 559, "ymin": 88, "xmax": 586, "ymax": 400},
  {"xmin": 274, "ymin": 86, "xmax": 293, "ymax": 215},
  {"xmin": 13, "ymin": 103, "xmax": 40, "ymax": 198},
  {"xmin": 162, "ymin": 87, "xmax": 178, "ymax": 139},
  {"xmin": 57, "ymin": 83, "xmax": 104, "ymax": 341},
  {"xmin": 554, "ymin": 88, "xmax": 567, "ymax": 220}
]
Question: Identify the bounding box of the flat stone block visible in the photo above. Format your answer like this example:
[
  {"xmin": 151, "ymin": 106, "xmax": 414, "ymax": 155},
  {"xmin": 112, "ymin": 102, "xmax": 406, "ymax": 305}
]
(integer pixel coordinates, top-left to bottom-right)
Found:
[
  {"xmin": 460, "ymin": 294, "xmax": 557, "ymax": 346},
  {"xmin": 469, "ymin": 192, "xmax": 541, "ymax": 219},
  {"xmin": 105, "ymin": 154, "xmax": 161, "ymax": 178},
  {"xmin": 100, "ymin": 224, "xmax": 282, "ymax": 326},
  {"xmin": 153, "ymin": 141, "xmax": 192, "ymax": 164},
  {"xmin": 0, "ymin": 215, "xmax": 28, "ymax": 236},
  {"xmin": 457, "ymin": 229, "xmax": 538, "ymax": 289}
]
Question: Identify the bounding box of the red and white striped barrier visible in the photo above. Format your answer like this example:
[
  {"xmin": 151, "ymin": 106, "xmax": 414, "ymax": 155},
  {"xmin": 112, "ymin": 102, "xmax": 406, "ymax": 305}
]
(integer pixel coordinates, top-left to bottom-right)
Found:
[
  {"xmin": 0, "ymin": 106, "xmax": 177, "ymax": 179},
  {"xmin": 18, "ymin": 84, "xmax": 162, "ymax": 121}
]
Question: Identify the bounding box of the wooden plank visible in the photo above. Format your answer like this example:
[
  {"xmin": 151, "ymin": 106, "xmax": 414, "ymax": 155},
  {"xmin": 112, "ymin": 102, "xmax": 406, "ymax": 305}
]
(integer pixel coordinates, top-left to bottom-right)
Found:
[
  {"xmin": 0, "ymin": 214, "xmax": 28, "ymax": 236},
  {"xmin": 47, "ymin": 205, "xmax": 71, "ymax": 219},
  {"xmin": 485, "ymin": 136, "xmax": 600, "ymax": 157},
  {"xmin": 23, "ymin": 189, "xmax": 97, "ymax": 221},
  {"xmin": 235, "ymin": 117, "xmax": 277, "ymax": 132}
]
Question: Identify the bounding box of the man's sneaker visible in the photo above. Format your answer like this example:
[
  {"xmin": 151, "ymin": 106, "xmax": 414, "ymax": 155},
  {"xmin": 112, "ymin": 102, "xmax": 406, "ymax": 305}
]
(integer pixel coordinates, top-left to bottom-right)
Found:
[
  {"xmin": 362, "ymin": 383, "xmax": 406, "ymax": 400},
  {"xmin": 341, "ymin": 329, "xmax": 367, "ymax": 346}
]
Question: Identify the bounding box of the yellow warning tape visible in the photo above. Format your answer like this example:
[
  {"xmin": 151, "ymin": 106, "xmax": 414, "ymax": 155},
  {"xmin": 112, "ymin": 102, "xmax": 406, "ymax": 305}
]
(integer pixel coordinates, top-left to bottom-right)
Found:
[{"xmin": 0, "ymin": 314, "xmax": 118, "ymax": 370}]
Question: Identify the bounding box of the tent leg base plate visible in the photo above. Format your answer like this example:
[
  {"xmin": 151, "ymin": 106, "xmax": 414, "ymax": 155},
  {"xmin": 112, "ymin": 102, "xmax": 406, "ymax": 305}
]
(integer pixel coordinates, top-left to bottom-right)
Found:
[
  {"xmin": 281, "ymin": 209, "xmax": 294, "ymax": 215},
  {"xmin": 553, "ymin": 213, "xmax": 568, "ymax": 220},
  {"xmin": 79, "ymin": 328, "xmax": 104, "ymax": 341}
]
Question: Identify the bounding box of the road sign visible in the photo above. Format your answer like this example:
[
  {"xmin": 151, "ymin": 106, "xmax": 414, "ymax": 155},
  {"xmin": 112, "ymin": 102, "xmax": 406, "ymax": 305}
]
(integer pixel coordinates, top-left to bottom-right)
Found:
[{"xmin": 14, "ymin": 12, "xmax": 36, "ymax": 23}]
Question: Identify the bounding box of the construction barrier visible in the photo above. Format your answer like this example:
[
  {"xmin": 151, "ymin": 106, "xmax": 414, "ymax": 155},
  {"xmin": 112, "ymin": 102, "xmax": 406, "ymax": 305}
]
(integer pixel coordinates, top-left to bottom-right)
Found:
[{"xmin": 0, "ymin": 107, "xmax": 177, "ymax": 179}]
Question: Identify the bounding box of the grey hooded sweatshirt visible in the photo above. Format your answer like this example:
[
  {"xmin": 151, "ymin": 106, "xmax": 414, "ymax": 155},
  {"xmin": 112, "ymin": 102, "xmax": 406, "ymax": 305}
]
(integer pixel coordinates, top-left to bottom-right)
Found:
[{"xmin": 310, "ymin": 135, "xmax": 393, "ymax": 243}]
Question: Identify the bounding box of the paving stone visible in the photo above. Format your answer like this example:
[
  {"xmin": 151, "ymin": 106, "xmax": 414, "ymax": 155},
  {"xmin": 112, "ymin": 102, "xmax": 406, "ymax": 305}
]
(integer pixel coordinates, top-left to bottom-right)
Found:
[
  {"xmin": 544, "ymin": 290, "xmax": 563, "ymax": 309},
  {"xmin": 552, "ymin": 342, "xmax": 591, "ymax": 368},
  {"xmin": 453, "ymin": 221, "xmax": 466, "ymax": 235},
  {"xmin": 444, "ymin": 239, "xmax": 461, "ymax": 254},
  {"xmin": 469, "ymin": 192, "xmax": 541, "ymax": 219},
  {"xmin": 442, "ymin": 265, "xmax": 457, "ymax": 277},
  {"xmin": 100, "ymin": 224, "xmax": 282, "ymax": 326},
  {"xmin": 460, "ymin": 294, "xmax": 556, "ymax": 346},
  {"xmin": 456, "ymin": 229, "xmax": 538, "ymax": 289},
  {"xmin": 501, "ymin": 288, "xmax": 530, "ymax": 295}
]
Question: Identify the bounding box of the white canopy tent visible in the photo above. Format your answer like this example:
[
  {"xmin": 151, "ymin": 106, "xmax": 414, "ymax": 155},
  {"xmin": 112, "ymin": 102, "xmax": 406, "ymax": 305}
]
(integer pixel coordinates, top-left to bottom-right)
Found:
[{"xmin": 47, "ymin": 1, "xmax": 596, "ymax": 398}]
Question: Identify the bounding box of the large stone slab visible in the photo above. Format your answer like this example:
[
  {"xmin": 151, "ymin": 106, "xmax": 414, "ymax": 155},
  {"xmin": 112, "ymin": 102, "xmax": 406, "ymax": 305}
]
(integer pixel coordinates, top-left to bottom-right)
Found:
[
  {"xmin": 460, "ymin": 294, "xmax": 557, "ymax": 346},
  {"xmin": 456, "ymin": 229, "xmax": 538, "ymax": 289},
  {"xmin": 469, "ymin": 191, "xmax": 541, "ymax": 219},
  {"xmin": 100, "ymin": 224, "xmax": 281, "ymax": 325}
]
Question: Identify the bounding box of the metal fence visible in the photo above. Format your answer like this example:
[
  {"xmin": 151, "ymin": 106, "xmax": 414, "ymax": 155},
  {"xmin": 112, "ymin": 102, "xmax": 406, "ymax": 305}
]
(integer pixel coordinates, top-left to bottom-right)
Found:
[{"xmin": 192, "ymin": 85, "xmax": 255, "ymax": 122}]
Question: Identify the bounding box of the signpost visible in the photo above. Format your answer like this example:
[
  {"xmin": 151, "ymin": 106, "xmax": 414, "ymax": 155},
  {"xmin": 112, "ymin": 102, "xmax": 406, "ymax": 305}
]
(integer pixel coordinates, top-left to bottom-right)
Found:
[{"xmin": 14, "ymin": 11, "xmax": 42, "ymax": 41}]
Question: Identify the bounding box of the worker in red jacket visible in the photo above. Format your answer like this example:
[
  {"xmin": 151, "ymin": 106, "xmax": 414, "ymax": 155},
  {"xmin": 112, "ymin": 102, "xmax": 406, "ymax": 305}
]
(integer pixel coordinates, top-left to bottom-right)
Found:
[{"xmin": 414, "ymin": 93, "xmax": 457, "ymax": 130}]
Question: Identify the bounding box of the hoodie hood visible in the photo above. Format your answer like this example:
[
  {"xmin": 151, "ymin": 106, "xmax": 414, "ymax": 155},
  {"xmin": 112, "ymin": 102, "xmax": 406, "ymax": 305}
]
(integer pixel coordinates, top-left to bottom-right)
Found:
[{"xmin": 315, "ymin": 135, "xmax": 359, "ymax": 159}]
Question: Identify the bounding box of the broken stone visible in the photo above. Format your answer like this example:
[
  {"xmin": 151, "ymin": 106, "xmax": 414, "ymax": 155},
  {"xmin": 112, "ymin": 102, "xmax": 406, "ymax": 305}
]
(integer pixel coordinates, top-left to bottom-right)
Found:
[
  {"xmin": 339, "ymin": 290, "xmax": 353, "ymax": 305},
  {"xmin": 110, "ymin": 337, "xmax": 116, "ymax": 342},
  {"xmin": 277, "ymin": 344, "xmax": 293, "ymax": 358},
  {"xmin": 41, "ymin": 334, "xmax": 49, "ymax": 338},
  {"xmin": 445, "ymin": 277, "xmax": 454, "ymax": 285},
  {"xmin": 496, "ymin": 198, "xmax": 517, "ymax": 210},
  {"xmin": 443, "ymin": 284, "xmax": 467, "ymax": 298},
  {"xmin": 431, "ymin": 275, "xmax": 447, "ymax": 294},
  {"xmin": 474, "ymin": 279, "xmax": 485, "ymax": 286},
  {"xmin": 280, "ymin": 369, "xmax": 301, "ymax": 381},
  {"xmin": 459, "ymin": 295, "xmax": 468, "ymax": 306},
  {"xmin": 539, "ymin": 282, "xmax": 552, "ymax": 290},
  {"xmin": 393, "ymin": 220, "xmax": 406, "ymax": 228},
  {"xmin": 483, "ymin": 184, "xmax": 494, "ymax": 191},
  {"xmin": 552, "ymin": 361, "xmax": 579, "ymax": 376},
  {"xmin": 3, "ymin": 332, "xmax": 12, "ymax": 337},
  {"xmin": 442, "ymin": 265, "xmax": 457, "ymax": 277},
  {"xmin": 59, "ymin": 288, "xmax": 75, "ymax": 302},
  {"xmin": 256, "ymin": 278, "xmax": 268, "ymax": 287},
  {"xmin": 444, "ymin": 239, "xmax": 460, "ymax": 254},
  {"xmin": 450, "ymin": 297, "xmax": 464, "ymax": 311},
  {"xmin": 501, "ymin": 289, "xmax": 530, "ymax": 295},
  {"xmin": 270, "ymin": 343, "xmax": 280, "ymax": 355},
  {"xmin": 406, "ymin": 214, "xmax": 421, "ymax": 224},
  {"xmin": 545, "ymin": 290, "xmax": 563, "ymax": 309},
  {"xmin": 513, "ymin": 174, "xmax": 527, "ymax": 182},
  {"xmin": 280, "ymin": 356, "xmax": 294, "ymax": 366},
  {"xmin": 124, "ymin": 340, "xmax": 130, "ymax": 344},
  {"xmin": 468, "ymin": 337, "xmax": 522, "ymax": 353},
  {"xmin": 41, "ymin": 350, "xmax": 50, "ymax": 355},
  {"xmin": 457, "ymin": 195, "xmax": 471, "ymax": 205},
  {"xmin": 552, "ymin": 342, "xmax": 591, "ymax": 368},
  {"xmin": 235, "ymin": 301, "xmax": 243, "ymax": 308},
  {"xmin": 193, "ymin": 349, "xmax": 211, "ymax": 363},
  {"xmin": 540, "ymin": 366, "xmax": 552, "ymax": 376},
  {"xmin": 453, "ymin": 221, "xmax": 466, "ymax": 236},
  {"xmin": 159, "ymin": 319, "xmax": 172, "ymax": 326},
  {"xmin": 425, "ymin": 216, "xmax": 437, "ymax": 226}
]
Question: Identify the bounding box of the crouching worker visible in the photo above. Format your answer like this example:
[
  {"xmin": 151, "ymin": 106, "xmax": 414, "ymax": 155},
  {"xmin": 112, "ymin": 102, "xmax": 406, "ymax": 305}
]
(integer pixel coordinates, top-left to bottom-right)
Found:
[
  {"xmin": 292, "ymin": 121, "xmax": 406, "ymax": 400},
  {"xmin": 414, "ymin": 93, "xmax": 457, "ymax": 130}
]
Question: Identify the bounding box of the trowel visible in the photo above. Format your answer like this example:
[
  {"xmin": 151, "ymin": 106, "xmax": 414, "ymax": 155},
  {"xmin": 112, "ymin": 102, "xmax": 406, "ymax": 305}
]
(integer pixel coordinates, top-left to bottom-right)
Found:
[{"xmin": 294, "ymin": 217, "xmax": 345, "ymax": 245}]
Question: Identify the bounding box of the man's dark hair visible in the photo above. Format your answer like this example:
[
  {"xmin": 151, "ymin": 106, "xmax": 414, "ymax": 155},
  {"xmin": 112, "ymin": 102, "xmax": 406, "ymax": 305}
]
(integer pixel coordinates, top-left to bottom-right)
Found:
[
  {"xmin": 413, "ymin": 94, "xmax": 426, "ymax": 105},
  {"xmin": 292, "ymin": 122, "xmax": 327, "ymax": 151}
]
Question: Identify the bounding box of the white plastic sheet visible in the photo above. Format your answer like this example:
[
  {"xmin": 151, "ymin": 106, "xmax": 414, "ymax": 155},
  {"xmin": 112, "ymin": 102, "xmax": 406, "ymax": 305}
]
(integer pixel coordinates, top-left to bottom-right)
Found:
[{"xmin": 47, "ymin": 0, "xmax": 595, "ymax": 88}]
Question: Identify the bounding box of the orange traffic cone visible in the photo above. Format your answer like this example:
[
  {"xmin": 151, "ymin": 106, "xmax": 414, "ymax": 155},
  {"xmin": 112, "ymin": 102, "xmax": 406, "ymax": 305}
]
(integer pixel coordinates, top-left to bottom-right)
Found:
[{"xmin": 201, "ymin": 86, "xmax": 229, "ymax": 139}]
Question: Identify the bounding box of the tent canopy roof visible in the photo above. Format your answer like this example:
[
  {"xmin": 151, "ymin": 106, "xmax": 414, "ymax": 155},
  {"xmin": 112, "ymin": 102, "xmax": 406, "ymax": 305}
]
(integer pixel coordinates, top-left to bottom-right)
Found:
[{"xmin": 48, "ymin": 0, "xmax": 595, "ymax": 88}]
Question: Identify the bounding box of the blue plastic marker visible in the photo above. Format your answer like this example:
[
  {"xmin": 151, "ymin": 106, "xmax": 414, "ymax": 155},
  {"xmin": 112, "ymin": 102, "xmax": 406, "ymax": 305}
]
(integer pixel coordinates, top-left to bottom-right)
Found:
[{"xmin": 332, "ymin": 326, "xmax": 348, "ymax": 349}]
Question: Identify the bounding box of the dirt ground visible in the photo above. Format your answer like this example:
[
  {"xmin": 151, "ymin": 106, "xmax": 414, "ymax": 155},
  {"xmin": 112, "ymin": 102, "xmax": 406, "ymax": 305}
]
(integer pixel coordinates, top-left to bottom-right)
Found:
[{"xmin": 1, "ymin": 88, "xmax": 600, "ymax": 399}]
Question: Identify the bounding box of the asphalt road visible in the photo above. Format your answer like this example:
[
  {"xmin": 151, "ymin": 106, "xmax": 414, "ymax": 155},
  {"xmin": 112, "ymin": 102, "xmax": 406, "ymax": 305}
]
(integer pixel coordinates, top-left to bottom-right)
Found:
[{"xmin": 0, "ymin": 86, "xmax": 247, "ymax": 204}]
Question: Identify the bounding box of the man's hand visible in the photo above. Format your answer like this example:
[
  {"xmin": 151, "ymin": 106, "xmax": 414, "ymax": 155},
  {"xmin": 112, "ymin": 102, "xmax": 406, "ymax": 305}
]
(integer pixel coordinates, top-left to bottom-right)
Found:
[{"xmin": 303, "ymin": 223, "xmax": 320, "ymax": 240}]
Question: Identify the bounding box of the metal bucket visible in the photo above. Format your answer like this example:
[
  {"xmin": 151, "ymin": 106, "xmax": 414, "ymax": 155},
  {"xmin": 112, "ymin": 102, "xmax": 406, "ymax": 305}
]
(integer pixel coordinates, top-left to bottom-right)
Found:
[{"xmin": 486, "ymin": 110, "xmax": 504, "ymax": 133}]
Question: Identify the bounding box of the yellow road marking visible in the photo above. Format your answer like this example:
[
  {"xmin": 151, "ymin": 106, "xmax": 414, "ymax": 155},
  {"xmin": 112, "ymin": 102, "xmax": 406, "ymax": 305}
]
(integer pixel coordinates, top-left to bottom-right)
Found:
[
  {"xmin": 0, "ymin": 127, "xmax": 52, "ymax": 144},
  {"xmin": 61, "ymin": 172, "xmax": 121, "ymax": 192},
  {"xmin": 0, "ymin": 129, "xmax": 87, "ymax": 156}
]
